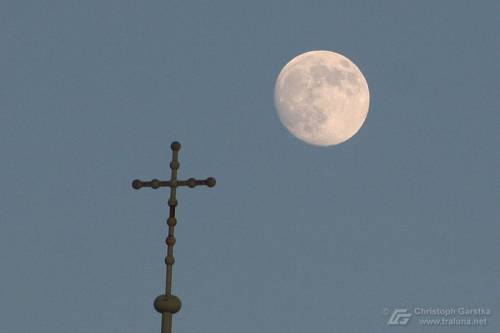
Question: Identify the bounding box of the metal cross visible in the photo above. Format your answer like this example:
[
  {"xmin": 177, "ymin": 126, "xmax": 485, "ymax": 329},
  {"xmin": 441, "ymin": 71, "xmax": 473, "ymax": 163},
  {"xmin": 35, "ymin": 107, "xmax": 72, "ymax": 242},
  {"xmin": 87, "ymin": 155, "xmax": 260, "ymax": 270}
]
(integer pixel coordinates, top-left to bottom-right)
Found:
[{"xmin": 131, "ymin": 141, "xmax": 216, "ymax": 333}]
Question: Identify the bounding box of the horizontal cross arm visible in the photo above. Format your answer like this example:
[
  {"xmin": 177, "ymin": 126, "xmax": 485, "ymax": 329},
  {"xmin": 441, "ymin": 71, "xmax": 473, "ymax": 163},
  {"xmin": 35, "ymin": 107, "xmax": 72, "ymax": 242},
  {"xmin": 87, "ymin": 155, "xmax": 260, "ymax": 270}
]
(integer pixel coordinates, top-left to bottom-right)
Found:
[{"xmin": 132, "ymin": 177, "xmax": 216, "ymax": 190}]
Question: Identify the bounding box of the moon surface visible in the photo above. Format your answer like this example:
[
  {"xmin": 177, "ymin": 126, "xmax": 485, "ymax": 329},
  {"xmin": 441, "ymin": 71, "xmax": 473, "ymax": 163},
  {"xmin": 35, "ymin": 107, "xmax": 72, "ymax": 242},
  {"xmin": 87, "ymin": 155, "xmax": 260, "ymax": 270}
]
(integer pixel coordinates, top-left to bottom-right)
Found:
[{"xmin": 274, "ymin": 50, "xmax": 370, "ymax": 146}]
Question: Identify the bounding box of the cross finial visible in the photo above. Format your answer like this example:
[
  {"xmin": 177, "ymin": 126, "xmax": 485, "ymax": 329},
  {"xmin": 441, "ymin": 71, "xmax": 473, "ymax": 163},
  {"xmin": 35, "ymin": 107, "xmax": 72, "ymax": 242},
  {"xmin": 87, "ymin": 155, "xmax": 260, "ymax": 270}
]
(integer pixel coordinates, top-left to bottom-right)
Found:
[{"xmin": 132, "ymin": 141, "xmax": 216, "ymax": 333}]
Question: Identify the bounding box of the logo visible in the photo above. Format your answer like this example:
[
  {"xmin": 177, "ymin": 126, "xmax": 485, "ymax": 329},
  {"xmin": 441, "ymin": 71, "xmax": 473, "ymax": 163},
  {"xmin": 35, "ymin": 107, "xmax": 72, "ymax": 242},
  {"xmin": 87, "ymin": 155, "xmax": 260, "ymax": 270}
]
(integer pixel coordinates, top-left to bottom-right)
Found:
[{"xmin": 387, "ymin": 309, "xmax": 412, "ymax": 325}]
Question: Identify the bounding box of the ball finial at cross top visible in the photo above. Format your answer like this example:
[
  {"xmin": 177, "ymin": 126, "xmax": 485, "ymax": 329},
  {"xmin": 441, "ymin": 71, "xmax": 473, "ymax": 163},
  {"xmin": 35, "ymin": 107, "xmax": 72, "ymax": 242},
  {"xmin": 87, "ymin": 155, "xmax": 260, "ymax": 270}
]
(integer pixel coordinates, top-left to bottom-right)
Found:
[
  {"xmin": 131, "ymin": 141, "xmax": 216, "ymax": 333},
  {"xmin": 170, "ymin": 141, "xmax": 181, "ymax": 151}
]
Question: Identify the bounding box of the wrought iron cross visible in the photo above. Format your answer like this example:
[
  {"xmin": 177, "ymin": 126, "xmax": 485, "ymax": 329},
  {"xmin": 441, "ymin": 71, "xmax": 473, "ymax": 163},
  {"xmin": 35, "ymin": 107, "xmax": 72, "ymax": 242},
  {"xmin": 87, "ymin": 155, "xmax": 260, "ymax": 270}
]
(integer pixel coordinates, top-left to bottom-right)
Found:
[{"xmin": 131, "ymin": 141, "xmax": 216, "ymax": 333}]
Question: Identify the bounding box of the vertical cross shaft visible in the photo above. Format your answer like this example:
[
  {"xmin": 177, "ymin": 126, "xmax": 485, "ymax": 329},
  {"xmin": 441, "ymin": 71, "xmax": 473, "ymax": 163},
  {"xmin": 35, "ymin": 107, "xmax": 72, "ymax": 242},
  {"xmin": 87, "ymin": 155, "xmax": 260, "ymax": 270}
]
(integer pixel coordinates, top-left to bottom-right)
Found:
[{"xmin": 132, "ymin": 141, "xmax": 216, "ymax": 333}]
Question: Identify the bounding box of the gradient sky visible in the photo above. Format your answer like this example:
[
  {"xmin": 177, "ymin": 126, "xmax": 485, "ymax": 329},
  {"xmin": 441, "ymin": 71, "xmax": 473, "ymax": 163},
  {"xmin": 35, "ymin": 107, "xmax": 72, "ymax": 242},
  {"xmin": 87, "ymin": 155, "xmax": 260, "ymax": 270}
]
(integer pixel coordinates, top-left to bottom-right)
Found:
[{"xmin": 1, "ymin": 1, "xmax": 499, "ymax": 332}]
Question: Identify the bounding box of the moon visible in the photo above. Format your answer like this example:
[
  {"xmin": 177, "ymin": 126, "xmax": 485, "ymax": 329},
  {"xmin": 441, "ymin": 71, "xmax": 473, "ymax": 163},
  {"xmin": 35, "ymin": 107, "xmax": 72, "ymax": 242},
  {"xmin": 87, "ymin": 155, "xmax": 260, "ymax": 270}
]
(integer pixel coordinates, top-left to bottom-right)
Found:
[{"xmin": 274, "ymin": 50, "xmax": 370, "ymax": 146}]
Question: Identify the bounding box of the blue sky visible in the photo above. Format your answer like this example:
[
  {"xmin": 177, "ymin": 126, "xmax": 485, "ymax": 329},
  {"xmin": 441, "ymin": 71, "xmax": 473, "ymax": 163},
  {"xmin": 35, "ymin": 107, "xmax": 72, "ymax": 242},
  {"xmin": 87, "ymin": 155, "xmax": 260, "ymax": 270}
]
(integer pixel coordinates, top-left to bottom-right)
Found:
[{"xmin": 1, "ymin": 1, "xmax": 499, "ymax": 332}]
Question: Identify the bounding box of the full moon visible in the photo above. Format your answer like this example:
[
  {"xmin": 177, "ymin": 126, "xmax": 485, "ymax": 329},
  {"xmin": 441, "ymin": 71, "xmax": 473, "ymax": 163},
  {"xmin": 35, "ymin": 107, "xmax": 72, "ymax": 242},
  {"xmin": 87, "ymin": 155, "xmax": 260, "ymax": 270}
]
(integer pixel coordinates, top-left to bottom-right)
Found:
[{"xmin": 274, "ymin": 50, "xmax": 370, "ymax": 146}]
